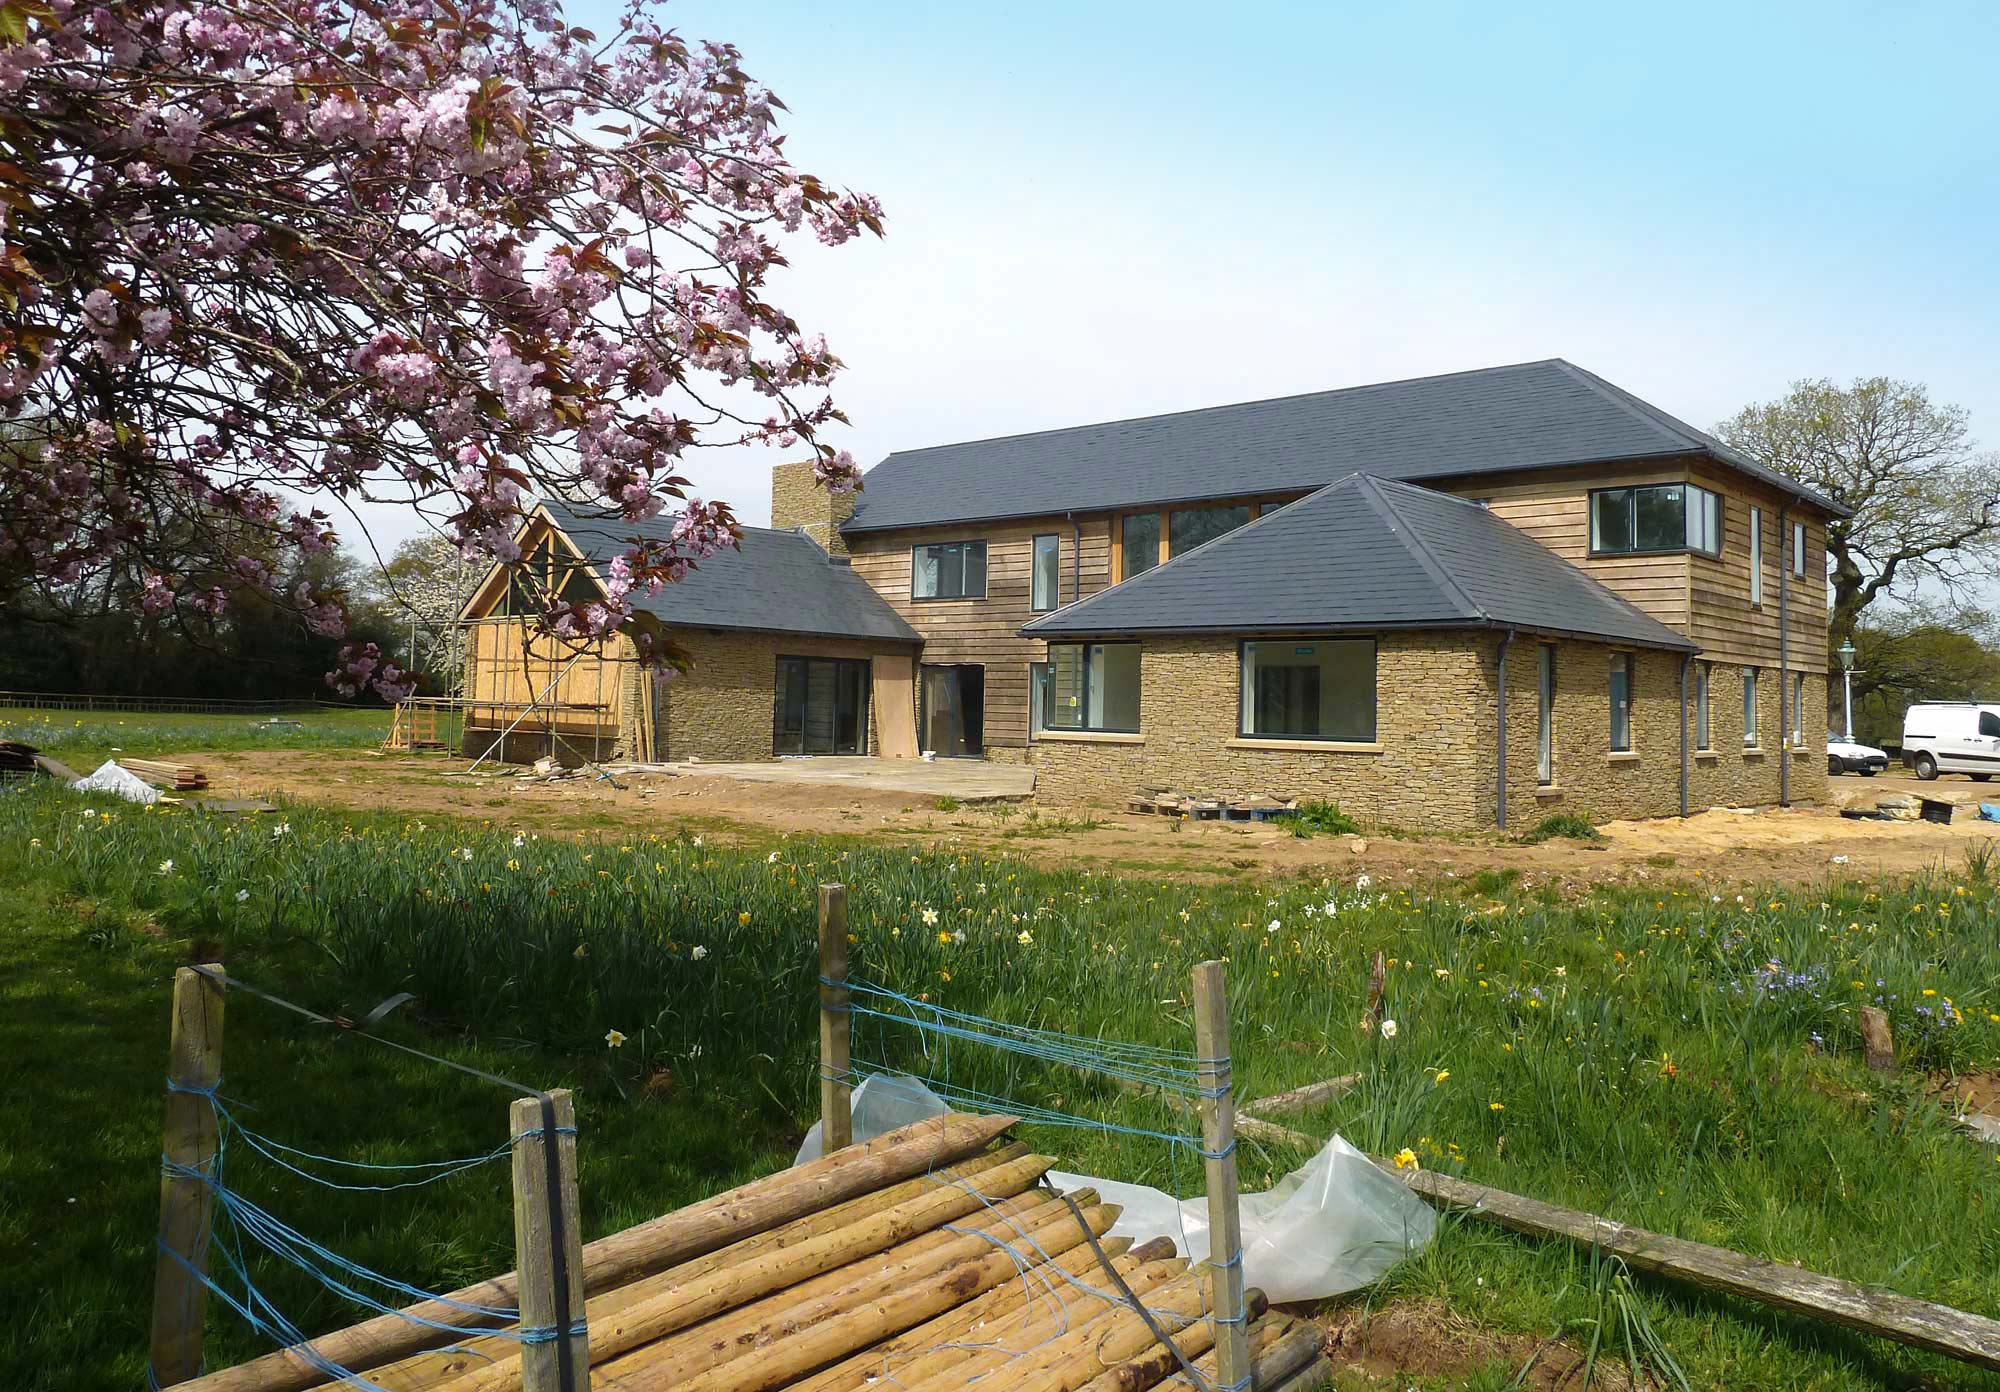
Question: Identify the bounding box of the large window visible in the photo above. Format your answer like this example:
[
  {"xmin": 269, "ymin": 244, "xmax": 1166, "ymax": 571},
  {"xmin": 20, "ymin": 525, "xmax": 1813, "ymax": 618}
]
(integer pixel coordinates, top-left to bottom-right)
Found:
[
  {"xmin": 1537, "ymin": 645, "xmax": 1556, "ymax": 785},
  {"xmin": 1121, "ymin": 513, "xmax": 1162, "ymax": 580},
  {"xmin": 1047, "ymin": 643, "xmax": 1140, "ymax": 733},
  {"xmin": 1695, "ymin": 663, "xmax": 1711, "ymax": 751},
  {"xmin": 1031, "ymin": 534, "xmax": 1061, "ymax": 612},
  {"xmin": 1170, "ymin": 505, "xmax": 1252, "ymax": 557},
  {"xmin": 911, "ymin": 540, "xmax": 987, "ymax": 600},
  {"xmin": 1744, "ymin": 668, "xmax": 1760, "ymax": 748},
  {"xmin": 1609, "ymin": 653, "xmax": 1633, "ymax": 752},
  {"xmin": 1749, "ymin": 507, "xmax": 1764, "ymax": 604},
  {"xmin": 1589, "ymin": 484, "xmax": 1722, "ymax": 557},
  {"xmin": 1239, "ymin": 639, "xmax": 1376, "ymax": 742}
]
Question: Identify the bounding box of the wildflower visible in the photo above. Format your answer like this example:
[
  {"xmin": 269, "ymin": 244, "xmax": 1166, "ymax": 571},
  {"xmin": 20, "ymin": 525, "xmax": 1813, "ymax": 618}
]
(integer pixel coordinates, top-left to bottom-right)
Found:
[
  {"xmin": 738, "ymin": 911, "xmax": 752, "ymax": 927},
  {"xmin": 158, "ymin": 859, "xmax": 174, "ymax": 875},
  {"xmin": 513, "ymin": 833, "xmax": 526, "ymax": 848},
  {"xmin": 272, "ymin": 822, "xmax": 291, "ymax": 838},
  {"xmin": 767, "ymin": 851, "xmax": 780, "ymax": 864},
  {"xmin": 574, "ymin": 943, "xmax": 589, "ymax": 959},
  {"xmin": 692, "ymin": 945, "xmax": 709, "ymax": 961},
  {"xmin": 235, "ymin": 888, "xmax": 250, "ymax": 903},
  {"xmin": 455, "ymin": 847, "xmax": 473, "ymax": 861},
  {"xmin": 1266, "ymin": 919, "xmax": 1281, "ymax": 934},
  {"xmin": 1430, "ymin": 1069, "xmax": 1450, "ymax": 1085},
  {"xmin": 1323, "ymin": 900, "xmax": 1338, "ymax": 916},
  {"xmin": 940, "ymin": 969, "xmax": 952, "ymax": 982},
  {"xmin": 692, "ymin": 835, "xmax": 704, "ymax": 848},
  {"xmin": 80, "ymin": 808, "xmax": 96, "ymax": 820},
  {"xmin": 1553, "ymin": 965, "xmax": 1567, "ymax": 978},
  {"xmin": 1017, "ymin": 930, "xmax": 1034, "ymax": 947},
  {"xmin": 1922, "ymin": 988, "xmax": 1937, "ymax": 997},
  {"xmin": 1391, "ymin": 1148, "xmax": 1420, "ymax": 1171},
  {"xmin": 1380, "ymin": 1019, "xmax": 1399, "ymax": 1040},
  {"xmin": 1178, "ymin": 909, "xmax": 1191, "ymax": 922},
  {"xmin": 28, "ymin": 837, "xmax": 40, "ymax": 848},
  {"xmin": 1355, "ymin": 875, "xmax": 1372, "ymax": 890},
  {"xmin": 1435, "ymin": 968, "xmax": 1451, "ymax": 979},
  {"xmin": 604, "ymin": 1029, "xmax": 626, "ymax": 1048},
  {"xmin": 507, "ymin": 858, "xmax": 521, "ymax": 870},
  {"xmin": 1359, "ymin": 1015, "xmax": 1374, "ymax": 1036},
  {"xmin": 1489, "ymin": 1101, "xmax": 1505, "ymax": 1112},
  {"xmin": 921, "ymin": 907, "xmax": 940, "ymax": 926}
]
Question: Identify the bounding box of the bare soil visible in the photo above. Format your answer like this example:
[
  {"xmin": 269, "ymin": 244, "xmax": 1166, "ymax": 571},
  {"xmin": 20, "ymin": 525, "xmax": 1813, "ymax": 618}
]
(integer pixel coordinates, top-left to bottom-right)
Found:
[
  {"xmin": 1312, "ymin": 1299, "xmax": 1636, "ymax": 1389},
  {"xmin": 173, "ymin": 750, "xmax": 2000, "ymax": 891}
]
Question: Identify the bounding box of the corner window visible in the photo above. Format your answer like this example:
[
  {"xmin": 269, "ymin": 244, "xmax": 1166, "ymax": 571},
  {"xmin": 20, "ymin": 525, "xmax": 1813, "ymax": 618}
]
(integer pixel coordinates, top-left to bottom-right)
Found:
[
  {"xmin": 1121, "ymin": 513, "xmax": 1162, "ymax": 580},
  {"xmin": 1239, "ymin": 639, "xmax": 1376, "ymax": 742},
  {"xmin": 1047, "ymin": 642, "xmax": 1140, "ymax": 733},
  {"xmin": 1749, "ymin": 507, "xmax": 1763, "ymax": 605},
  {"xmin": 911, "ymin": 540, "xmax": 987, "ymax": 601},
  {"xmin": 1589, "ymin": 484, "xmax": 1722, "ymax": 557},
  {"xmin": 1744, "ymin": 668, "xmax": 1760, "ymax": 747},
  {"xmin": 1031, "ymin": 534, "xmax": 1061, "ymax": 612},
  {"xmin": 1609, "ymin": 653, "xmax": 1633, "ymax": 752},
  {"xmin": 1695, "ymin": 663, "xmax": 1711, "ymax": 751},
  {"xmin": 1536, "ymin": 645, "xmax": 1556, "ymax": 785},
  {"xmin": 1169, "ymin": 505, "xmax": 1252, "ymax": 558},
  {"xmin": 1792, "ymin": 520, "xmax": 1808, "ymax": 578}
]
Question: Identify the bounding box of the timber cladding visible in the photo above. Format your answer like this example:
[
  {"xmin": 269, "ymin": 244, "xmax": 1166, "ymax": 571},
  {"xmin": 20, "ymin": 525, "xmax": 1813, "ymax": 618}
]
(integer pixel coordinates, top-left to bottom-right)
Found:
[
  {"xmin": 1029, "ymin": 632, "xmax": 1827, "ymax": 833},
  {"xmin": 846, "ymin": 516, "xmax": 1115, "ymax": 750}
]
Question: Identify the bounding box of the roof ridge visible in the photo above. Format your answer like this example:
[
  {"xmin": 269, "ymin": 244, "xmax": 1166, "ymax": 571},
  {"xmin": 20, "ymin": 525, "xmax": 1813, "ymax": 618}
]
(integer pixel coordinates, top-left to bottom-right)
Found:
[
  {"xmin": 1354, "ymin": 475, "xmax": 1489, "ymax": 623},
  {"xmin": 871, "ymin": 359, "xmax": 1568, "ymax": 466}
]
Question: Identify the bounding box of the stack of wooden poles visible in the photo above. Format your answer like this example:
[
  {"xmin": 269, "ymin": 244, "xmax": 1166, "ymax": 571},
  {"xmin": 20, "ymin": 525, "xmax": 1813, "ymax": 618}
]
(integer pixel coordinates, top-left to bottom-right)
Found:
[{"xmin": 171, "ymin": 1115, "xmax": 1327, "ymax": 1392}]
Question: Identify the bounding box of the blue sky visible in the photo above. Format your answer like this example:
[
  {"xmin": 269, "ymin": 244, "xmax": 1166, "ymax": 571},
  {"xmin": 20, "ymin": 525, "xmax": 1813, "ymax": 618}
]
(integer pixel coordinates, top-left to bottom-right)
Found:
[{"xmin": 366, "ymin": 0, "xmax": 2000, "ymax": 546}]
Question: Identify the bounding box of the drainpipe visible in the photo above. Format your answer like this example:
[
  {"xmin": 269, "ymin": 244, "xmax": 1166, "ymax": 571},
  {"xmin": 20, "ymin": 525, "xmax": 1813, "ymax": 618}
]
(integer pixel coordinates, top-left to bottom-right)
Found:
[
  {"xmin": 1066, "ymin": 512, "xmax": 1082, "ymax": 605},
  {"xmin": 1678, "ymin": 652, "xmax": 1692, "ymax": 819},
  {"xmin": 1496, "ymin": 629, "xmax": 1515, "ymax": 830},
  {"xmin": 1778, "ymin": 502, "xmax": 1792, "ymax": 808}
]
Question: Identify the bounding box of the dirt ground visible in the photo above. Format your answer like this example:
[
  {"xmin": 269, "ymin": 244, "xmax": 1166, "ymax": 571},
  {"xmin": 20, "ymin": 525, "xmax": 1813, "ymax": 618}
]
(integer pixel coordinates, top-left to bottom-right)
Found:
[{"xmin": 176, "ymin": 749, "xmax": 2000, "ymax": 890}]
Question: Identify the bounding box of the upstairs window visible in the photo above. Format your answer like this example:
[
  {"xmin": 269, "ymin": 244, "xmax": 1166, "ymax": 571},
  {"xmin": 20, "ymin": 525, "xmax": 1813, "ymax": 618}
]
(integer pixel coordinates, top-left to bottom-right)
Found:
[
  {"xmin": 1240, "ymin": 639, "xmax": 1376, "ymax": 742},
  {"xmin": 1750, "ymin": 506, "xmax": 1764, "ymax": 604},
  {"xmin": 1169, "ymin": 505, "xmax": 1253, "ymax": 557},
  {"xmin": 1121, "ymin": 513, "xmax": 1162, "ymax": 580},
  {"xmin": 1031, "ymin": 534, "xmax": 1061, "ymax": 612},
  {"xmin": 1792, "ymin": 520, "xmax": 1809, "ymax": 578},
  {"xmin": 1047, "ymin": 642, "xmax": 1140, "ymax": 733},
  {"xmin": 912, "ymin": 540, "xmax": 987, "ymax": 601},
  {"xmin": 1589, "ymin": 483, "xmax": 1722, "ymax": 557}
]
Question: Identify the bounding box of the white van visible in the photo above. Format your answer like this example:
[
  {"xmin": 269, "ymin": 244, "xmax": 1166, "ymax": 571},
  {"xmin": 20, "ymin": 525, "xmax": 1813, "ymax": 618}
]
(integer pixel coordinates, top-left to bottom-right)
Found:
[{"xmin": 1901, "ymin": 702, "xmax": 2000, "ymax": 781}]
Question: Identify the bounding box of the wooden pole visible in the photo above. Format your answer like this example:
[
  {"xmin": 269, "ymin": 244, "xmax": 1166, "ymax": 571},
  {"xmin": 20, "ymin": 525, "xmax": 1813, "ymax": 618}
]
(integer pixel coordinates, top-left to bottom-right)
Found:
[
  {"xmin": 819, "ymin": 884, "xmax": 852, "ymax": 1153},
  {"xmin": 150, "ymin": 963, "xmax": 226, "ymax": 1389},
  {"xmin": 1190, "ymin": 959, "xmax": 1250, "ymax": 1392},
  {"xmin": 510, "ymin": 1090, "xmax": 588, "ymax": 1392}
]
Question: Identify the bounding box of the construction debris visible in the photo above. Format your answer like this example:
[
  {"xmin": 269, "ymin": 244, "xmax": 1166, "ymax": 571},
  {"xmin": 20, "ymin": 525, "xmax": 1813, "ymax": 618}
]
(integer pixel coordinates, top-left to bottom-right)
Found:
[
  {"xmin": 116, "ymin": 757, "xmax": 209, "ymax": 791},
  {"xmin": 1127, "ymin": 793, "xmax": 1299, "ymax": 821}
]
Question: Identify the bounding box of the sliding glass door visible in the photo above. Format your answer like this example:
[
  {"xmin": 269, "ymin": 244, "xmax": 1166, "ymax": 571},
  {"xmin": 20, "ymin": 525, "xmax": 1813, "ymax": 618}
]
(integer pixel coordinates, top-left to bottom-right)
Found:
[{"xmin": 773, "ymin": 657, "xmax": 871, "ymax": 755}]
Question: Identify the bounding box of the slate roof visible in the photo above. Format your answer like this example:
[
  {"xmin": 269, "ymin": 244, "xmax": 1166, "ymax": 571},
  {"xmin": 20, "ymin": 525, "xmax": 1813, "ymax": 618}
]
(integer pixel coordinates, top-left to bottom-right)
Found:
[
  {"xmin": 1021, "ymin": 474, "xmax": 1698, "ymax": 651},
  {"xmin": 538, "ymin": 498, "xmax": 921, "ymax": 644},
  {"xmin": 845, "ymin": 359, "xmax": 1846, "ymax": 534}
]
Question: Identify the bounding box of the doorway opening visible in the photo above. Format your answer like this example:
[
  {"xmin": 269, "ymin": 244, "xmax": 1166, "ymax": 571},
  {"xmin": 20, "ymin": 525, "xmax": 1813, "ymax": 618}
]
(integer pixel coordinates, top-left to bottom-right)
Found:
[
  {"xmin": 920, "ymin": 664, "xmax": 985, "ymax": 757},
  {"xmin": 773, "ymin": 656, "xmax": 871, "ymax": 756}
]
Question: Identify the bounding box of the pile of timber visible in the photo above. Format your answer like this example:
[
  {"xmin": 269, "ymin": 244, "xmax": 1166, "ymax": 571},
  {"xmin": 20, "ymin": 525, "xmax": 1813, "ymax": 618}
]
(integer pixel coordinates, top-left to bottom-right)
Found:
[
  {"xmin": 118, "ymin": 757, "xmax": 209, "ymax": 791},
  {"xmin": 1128, "ymin": 793, "xmax": 1297, "ymax": 822},
  {"xmin": 0, "ymin": 739, "xmax": 37, "ymax": 778},
  {"xmin": 173, "ymin": 1114, "xmax": 1330, "ymax": 1392}
]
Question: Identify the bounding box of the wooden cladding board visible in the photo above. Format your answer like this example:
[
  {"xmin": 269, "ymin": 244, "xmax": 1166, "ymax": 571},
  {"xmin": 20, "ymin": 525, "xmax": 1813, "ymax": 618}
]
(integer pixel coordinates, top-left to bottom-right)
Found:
[
  {"xmin": 847, "ymin": 518, "xmax": 1114, "ymax": 748},
  {"xmin": 462, "ymin": 619, "xmax": 628, "ymax": 733}
]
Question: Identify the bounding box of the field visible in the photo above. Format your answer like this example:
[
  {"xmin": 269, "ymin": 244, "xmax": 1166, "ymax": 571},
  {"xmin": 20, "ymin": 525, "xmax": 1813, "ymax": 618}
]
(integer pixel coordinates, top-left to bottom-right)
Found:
[
  {"xmin": 0, "ymin": 704, "xmax": 392, "ymax": 768},
  {"xmin": 4, "ymin": 740, "xmax": 2000, "ymax": 1392}
]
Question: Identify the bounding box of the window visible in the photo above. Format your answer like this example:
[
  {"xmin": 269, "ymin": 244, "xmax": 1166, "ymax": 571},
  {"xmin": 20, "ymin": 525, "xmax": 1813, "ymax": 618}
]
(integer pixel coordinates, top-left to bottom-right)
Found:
[
  {"xmin": 1982, "ymin": 711, "xmax": 2000, "ymax": 738},
  {"xmin": 501, "ymin": 536, "xmax": 601, "ymax": 615},
  {"xmin": 1537, "ymin": 645, "xmax": 1556, "ymax": 785},
  {"xmin": 1695, "ymin": 663, "xmax": 1711, "ymax": 751},
  {"xmin": 1749, "ymin": 506, "xmax": 1763, "ymax": 605},
  {"xmin": 1791, "ymin": 672, "xmax": 1805, "ymax": 745},
  {"xmin": 1121, "ymin": 513, "xmax": 1162, "ymax": 580},
  {"xmin": 1792, "ymin": 520, "xmax": 1808, "ymax": 578},
  {"xmin": 1609, "ymin": 653, "xmax": 1633, "ymax": 752},
  {"xmin": 1239, "ymin": 639, "xmax": 1376, "ymax": 742},
  {"xmin": 1169, "ymin": 505, "xmax": 1252, "ymax": 557},
  {"xmin": 1031, "ymin": 534, "xmax": 1061, "ymax": 612},
  {"xmin": 1589, "ymin": 484, "xmax": 1722, "ymax": 557},
  {"xmin": 1744, "ymin": 669, "xmax": 1760, "ymax": 748},
  {"xmin": 911, "ymin": 540, "xmax": 987, "ymax": 600},
  {"xmin": 1029, "ymin": 661, "xmax": 1049, "ymax": 737},
  {"xmin": 1047, "ymin": 642, "xmax": 1140, "ymax": 732}
]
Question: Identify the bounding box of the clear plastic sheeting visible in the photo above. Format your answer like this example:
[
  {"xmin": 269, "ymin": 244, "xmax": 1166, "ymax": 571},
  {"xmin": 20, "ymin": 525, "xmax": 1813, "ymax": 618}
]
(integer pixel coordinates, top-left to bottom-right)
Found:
[
  {"xmin": 73, "ymin": 759, "xmax": 161, "ymax": 804},
  {"xmin": 794, "ymin": 1074, "xmax": 1434, "ymax": 1303}
]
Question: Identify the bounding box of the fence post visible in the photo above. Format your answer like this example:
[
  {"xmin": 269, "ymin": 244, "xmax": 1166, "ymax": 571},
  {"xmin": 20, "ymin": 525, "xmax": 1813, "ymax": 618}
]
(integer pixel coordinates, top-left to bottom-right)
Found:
[
  {"xmin": 150, "ymin": 963, "xmax": 226, "ymax": 1388},
  {"xmin": 819, "ymin": 884, "xmax": 853, "ymax": 1152},
  {"xmin": 510, "ymin": 1090, "xmax": 588, "ymax": 1392},
  {"xmin": 1192, "ymin": 959, "xmax": 1251, "ymax": 1391}
]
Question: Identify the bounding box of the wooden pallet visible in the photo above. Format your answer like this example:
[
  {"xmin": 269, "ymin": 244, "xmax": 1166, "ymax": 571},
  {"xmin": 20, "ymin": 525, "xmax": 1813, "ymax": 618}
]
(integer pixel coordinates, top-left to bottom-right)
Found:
[
  {"xmin": 384, "ymin": 701, "xmax": 449, "ymax": 752},
  {"xmin": 176, "ymin": 1114, "xmax": 1325, "ymax": 1392}
]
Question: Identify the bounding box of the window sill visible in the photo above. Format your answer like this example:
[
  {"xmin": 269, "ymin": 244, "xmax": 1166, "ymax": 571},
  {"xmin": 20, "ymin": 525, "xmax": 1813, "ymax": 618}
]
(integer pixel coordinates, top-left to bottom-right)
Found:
[
  {"xmin": 1036, "ymin": 729, "xmax": 1144, "ymax": 745},
  {"xmin": 1607, "ymin": 751, "xmax": 1641, "ymax": 763},
  {"xmin": 1533, "ymin": 785, "xmax": 1565, "ymax": 799},
  {"xmin": 1742, "ymin": 747, "xmax": 1766, "ymax": 758},
  {"xmin": 1227, "ymin": 738, "xmax": 1384, "ymax": 754},
  {"xmin": 1695, "ymin": 750, "xmax": 1719, "ymax": 763}
]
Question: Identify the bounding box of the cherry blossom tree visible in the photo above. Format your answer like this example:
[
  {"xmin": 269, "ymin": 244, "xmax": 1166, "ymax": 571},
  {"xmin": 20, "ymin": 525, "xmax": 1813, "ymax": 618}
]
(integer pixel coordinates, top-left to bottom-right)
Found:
[{"xmin": 0, "ymin": 0, "xmax": 877, "ymax": 697}]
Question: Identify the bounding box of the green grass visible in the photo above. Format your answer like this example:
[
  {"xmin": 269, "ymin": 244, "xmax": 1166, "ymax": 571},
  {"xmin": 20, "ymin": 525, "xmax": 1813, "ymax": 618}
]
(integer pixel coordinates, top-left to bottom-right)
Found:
[
  {"xmin": 0, "ymin": 704, "xmax": 393, "ymax": 768},
  {"xmin": 1520, "ymin": 811, "xmax": 1602, "ymax": 844},
  {"xmin": 2, "ymin": 784, "xmax": 1998, "ymax": 1389}
]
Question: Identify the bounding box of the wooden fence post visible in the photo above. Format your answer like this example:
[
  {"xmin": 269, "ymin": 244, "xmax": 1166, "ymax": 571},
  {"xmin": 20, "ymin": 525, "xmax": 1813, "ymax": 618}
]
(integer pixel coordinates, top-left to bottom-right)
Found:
[
  {"xmin": 510, "ymin": 1090, "xmax": 588, "ymax": 1392},
  {"xmin": 819, "ymin": 884, "xmax": 853, "ymax": 1153},
  {"xmin": 1192, "ymin": 959, "xmax": 1251, "ymax": 1392},
  {"xmin": 150, "ymin": 963, "xmax": 226, "ymax": 1389}
]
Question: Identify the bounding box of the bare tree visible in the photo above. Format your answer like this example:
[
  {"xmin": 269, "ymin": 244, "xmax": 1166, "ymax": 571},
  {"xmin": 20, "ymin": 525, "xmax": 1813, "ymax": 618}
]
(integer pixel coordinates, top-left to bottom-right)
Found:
[{"xmin": 1715, "ymin": 377, "xmax": 2000, "ymax": 647}]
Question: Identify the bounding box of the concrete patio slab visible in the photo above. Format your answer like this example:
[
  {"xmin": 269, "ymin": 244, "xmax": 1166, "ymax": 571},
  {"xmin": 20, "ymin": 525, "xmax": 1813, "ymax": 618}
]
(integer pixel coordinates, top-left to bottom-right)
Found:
[{"xmin": 644, "ymin": 755, "xmax": 1034, "ymax": 801}]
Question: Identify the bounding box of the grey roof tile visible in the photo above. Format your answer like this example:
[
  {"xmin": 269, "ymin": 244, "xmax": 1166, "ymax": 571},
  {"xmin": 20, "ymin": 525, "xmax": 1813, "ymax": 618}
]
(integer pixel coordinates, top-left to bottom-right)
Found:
[
  {"xmin": 845, "ymin": 359, "xmax": 1845, "ymax": 533},
  {"xmin": 539, "ymin": 498, "xmax": 921, "ymax": 644},
  {"xmin": 1021, "ymin": 474, "xmax": 1697, "ymax": 651}
]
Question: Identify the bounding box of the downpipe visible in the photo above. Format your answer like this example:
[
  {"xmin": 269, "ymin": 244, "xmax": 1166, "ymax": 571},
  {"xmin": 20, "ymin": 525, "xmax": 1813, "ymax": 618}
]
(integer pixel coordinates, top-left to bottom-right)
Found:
[
  {"xmin": 1679, "ymin": 652, "xmax": 1692, "ymax": 819},
  {"xmin": 1496, "ymin": 628, "xmax": 1515, "ymax": 830},
  {"xmin": 1778, "ymin": 503, "xmax": 1792, "ymax": 807}
]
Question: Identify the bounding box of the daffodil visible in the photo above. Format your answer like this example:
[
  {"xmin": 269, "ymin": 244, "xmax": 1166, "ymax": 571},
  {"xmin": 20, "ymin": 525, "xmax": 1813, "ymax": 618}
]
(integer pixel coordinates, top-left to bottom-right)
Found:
[
  {"xmin": 604, "ymin": 1029, "xmax": 626, "ymax": 1049},
  {"xmin": 692, "ymin": 945, "xmax": 708, "ymax": 961},
  {"xmin": 1392, "ymin": 1148, "xmax": 1420, "ymax": 1171},
  {"xmin": 1380, "ymin": 1018, "xmax": 1398, "ymax": 1039}
]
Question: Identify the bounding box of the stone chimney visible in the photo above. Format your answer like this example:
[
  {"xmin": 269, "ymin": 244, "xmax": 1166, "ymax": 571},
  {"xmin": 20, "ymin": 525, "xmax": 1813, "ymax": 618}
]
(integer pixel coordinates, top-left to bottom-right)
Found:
[{"xmin": 770, "ymin": 460, "xmax": 856, "ymax": 557}]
